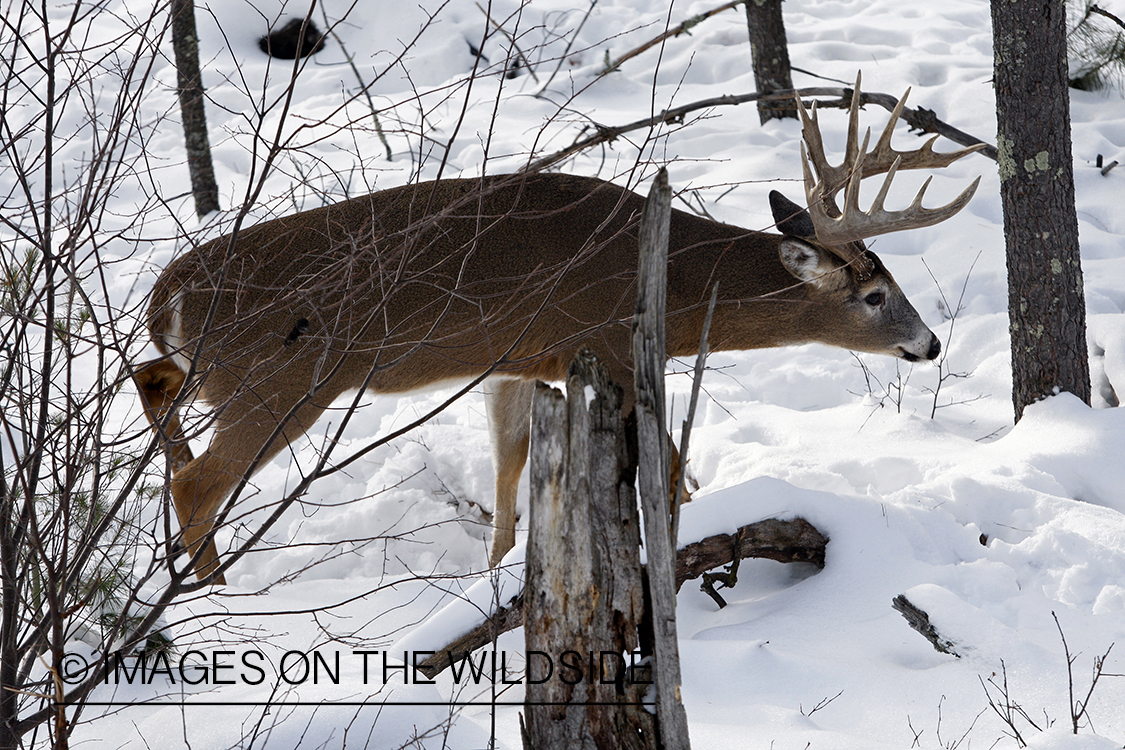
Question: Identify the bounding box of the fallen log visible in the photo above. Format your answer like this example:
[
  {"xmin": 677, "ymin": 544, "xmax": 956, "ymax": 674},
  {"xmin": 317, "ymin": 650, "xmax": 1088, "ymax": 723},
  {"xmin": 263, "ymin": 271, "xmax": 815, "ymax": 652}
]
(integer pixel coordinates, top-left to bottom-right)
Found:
[{"xmin": 414, "ymin": 516, "xmax": 828, "ymax": 679}]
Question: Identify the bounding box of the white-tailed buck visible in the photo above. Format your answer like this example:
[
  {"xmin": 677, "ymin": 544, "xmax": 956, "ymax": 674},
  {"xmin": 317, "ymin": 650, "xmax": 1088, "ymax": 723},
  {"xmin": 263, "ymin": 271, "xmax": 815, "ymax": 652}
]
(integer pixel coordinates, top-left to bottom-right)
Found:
[{"xmin": 136, "ymin": 83, "xmax": 981, "ymax": 581}]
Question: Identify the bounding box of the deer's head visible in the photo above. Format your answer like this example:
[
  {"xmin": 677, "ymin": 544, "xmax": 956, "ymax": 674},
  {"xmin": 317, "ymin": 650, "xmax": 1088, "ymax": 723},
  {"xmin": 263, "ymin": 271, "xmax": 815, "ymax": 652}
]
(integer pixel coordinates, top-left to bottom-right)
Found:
[{"xmin": 768, "ymin": 74, "xmax": 983, "ymax": 362}]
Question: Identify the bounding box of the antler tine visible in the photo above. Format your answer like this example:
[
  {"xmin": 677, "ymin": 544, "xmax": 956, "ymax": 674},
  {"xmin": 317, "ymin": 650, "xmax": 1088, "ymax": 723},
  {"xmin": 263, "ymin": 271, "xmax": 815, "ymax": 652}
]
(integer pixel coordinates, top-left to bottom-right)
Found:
[
  {"xmin": 798, "ymin": 71, "xmax": 983, "ymax": 249},
  {"xmin": 815, "ymin": 170, "xmax": 983, "ymax": 246},
  {"xmin": 864, "ymin": 85, "xmax": 912, "ymax": 175},
  {"xmin": 868, "ymin": 155, "xmax": 901, "ymax": 219},
  {"xmin": 843, "ymin": 72, "xmax": 866, "ymax": 187},
  {"xmin": 797, "ymin": 83, "xmax": 862, "ymax": 205},
  {"xmin": 802, "ymin": 122, "xmax": 876, "ymax": 275},
  {"xmin": 796, "ymin": 94, "xmax": 833, "ymax": 188},
  {"xmin": 799, "ymin": 73, "xmax": 875, "ymax": 210},
  {"xmin": 861, "ymin": 79, "xmax": 988, "ymax": 177},
  {"xmin": 841, "ymin": 127, "xmax": 873, "ymax": 223}
]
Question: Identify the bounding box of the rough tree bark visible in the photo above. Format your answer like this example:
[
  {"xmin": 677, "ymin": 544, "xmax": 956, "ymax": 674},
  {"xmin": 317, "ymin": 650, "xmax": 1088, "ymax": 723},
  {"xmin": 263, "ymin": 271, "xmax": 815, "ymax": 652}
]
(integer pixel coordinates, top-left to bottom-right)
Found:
[
  {"xmin": 744, "ymin": 0, "xmax": 795, "ymax": 123},
  {"xmin": 522, "ymin": 353, "xmax": 653, "ymax": 750},
  {"xmin": 170, "ymin": 0, "xmax": 221, "ymax": 218},
  {"xmin": 991, "ymin": 0, "xmax": 1090, "ymax": 420}
]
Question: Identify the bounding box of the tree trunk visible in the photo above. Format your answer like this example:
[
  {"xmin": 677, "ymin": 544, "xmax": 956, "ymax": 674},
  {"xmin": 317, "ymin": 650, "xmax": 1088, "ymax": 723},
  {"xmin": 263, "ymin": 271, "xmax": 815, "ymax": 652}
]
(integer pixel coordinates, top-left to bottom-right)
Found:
[
  {"xmin": 991, "ymin": 0, "xmax": 1090, "ymax": 420},
  {"xmin": 744, "ymin": 0, "xmax": 795, "ymax": 124},
  {"xmin": 170, "ymin": 0, "xmax": 221, "ymax": 218},
  {"xmin": 523, "ymin": 353, "xmax": 653, "ymax": 750}
]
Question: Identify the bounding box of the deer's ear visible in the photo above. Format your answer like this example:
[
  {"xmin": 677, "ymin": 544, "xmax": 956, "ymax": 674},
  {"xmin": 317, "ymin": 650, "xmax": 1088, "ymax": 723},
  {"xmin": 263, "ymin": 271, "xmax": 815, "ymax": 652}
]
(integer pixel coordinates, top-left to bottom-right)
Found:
[
  {"xmin": 769, "ymin": 190, "xmax": 815, "ymax": 239},
  {"xmin": 779, "ymin": 238, "xmax": 832, "ymax": 285}
]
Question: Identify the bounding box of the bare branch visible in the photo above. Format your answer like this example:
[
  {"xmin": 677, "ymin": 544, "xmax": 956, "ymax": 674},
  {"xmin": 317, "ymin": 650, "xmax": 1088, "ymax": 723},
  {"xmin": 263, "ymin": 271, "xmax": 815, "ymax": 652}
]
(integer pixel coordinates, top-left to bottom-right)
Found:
[{"xmin": 522, "ymin": 85, "xmax": 996, "ymax": 173}]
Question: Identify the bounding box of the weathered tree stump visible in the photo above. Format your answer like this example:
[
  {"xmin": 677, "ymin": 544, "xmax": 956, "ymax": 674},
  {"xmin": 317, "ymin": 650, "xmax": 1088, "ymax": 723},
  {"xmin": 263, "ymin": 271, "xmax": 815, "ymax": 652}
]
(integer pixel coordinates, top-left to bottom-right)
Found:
[
  {"xmin": 522, "ymin": 169, "xmax": 689, "ymax": 750},
  {"xmin": 522, "ymin": 351, "xmax": 653, "ymax": 750}
]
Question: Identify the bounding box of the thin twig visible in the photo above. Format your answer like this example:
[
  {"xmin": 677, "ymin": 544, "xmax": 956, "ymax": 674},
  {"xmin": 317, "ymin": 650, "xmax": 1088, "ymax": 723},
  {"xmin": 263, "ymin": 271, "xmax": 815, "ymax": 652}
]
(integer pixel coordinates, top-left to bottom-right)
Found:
[
  {"xmin": 319, "ymin": 7, "xmax": 393, "ymax": 161},
  {"xmin": 672, "ymin": 281, "xmax": 718, "ymax": 543},
  {"xmin": 802, "ymin": 689, "xmax": 845, "ymax": 717},
  {"xmin": 536, "ymin": 0, "xmax": 598, "ymax": 95},
  {"xmin": 921, "ymin": 251, "xmax": 982, "ymax": 418},
  {"xmin": 601, "ymin": 0, "xmax": 744, "ymax": 76},
  {"xmin": 1053, "ymin": 610, "xmax": 1117, "ymax": 734},
  {"xmin": 474, "ymin": 2, "xmax": 540, "ymax": 83},
  {"xmin": 979, "ymin": 660, "xmax": 1034, "ymax": 748},
  {"xmin": 1054, "ymin": 611, "xmax": 1079, "ymax": 734},
  {"xmin": 791, "ymin": 66, "xmax": 852, "ymax": 85}
]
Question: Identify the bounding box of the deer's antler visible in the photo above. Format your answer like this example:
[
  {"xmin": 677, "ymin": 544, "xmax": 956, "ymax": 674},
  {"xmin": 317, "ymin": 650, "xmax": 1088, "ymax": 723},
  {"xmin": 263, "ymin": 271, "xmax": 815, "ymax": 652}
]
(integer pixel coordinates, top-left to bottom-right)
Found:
[{"xmin": 797, "ymin": 73, "xmax": 983, "ymax": 254}]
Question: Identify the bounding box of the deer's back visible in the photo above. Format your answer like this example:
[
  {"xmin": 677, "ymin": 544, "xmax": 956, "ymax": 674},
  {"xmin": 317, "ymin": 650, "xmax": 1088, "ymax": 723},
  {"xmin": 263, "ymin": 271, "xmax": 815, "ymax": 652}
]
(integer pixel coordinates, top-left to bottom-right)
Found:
[{"xmin": 148, "ymin": 173, "xmax": 760, "ymax": 401}]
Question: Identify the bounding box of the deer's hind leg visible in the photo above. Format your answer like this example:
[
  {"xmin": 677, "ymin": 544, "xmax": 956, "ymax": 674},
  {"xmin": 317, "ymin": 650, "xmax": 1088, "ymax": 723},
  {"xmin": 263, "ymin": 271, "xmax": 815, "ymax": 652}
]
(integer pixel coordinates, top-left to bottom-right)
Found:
[{"xmin": 484, "ymin": 377, "xmax": 534, "ymax": 567}]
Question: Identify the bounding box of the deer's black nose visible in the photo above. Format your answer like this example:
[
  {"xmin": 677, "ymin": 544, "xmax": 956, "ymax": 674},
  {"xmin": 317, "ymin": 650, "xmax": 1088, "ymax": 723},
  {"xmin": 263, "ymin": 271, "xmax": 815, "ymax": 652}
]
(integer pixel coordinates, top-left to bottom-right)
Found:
[{"xmin": 927, "ymin": 334, "xmax": 941, "ymax": 360}]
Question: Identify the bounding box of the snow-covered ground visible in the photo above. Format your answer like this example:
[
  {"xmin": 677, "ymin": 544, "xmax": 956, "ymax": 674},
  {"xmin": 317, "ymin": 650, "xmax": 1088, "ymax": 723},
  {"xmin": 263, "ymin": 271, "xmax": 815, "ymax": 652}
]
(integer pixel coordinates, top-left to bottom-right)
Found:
[{"xmin": 22, "ymin": 0, "xmax": 1125, "ymax": 746}]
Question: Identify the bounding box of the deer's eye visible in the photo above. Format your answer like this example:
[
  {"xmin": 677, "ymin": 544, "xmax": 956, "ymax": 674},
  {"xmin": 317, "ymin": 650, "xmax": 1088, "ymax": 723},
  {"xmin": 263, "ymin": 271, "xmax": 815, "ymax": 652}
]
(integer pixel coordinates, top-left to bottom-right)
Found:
[{"xmin": 865, "ymin": 291, "xmax": 884, "ymax": 307}]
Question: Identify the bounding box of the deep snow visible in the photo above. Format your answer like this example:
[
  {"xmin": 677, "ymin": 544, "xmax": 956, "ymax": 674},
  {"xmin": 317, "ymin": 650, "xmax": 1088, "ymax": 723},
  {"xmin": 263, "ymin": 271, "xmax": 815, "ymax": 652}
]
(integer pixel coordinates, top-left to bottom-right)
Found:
[{"xmin": 15, "ymin": 0, "xmax": 1125, "ymax": 746}]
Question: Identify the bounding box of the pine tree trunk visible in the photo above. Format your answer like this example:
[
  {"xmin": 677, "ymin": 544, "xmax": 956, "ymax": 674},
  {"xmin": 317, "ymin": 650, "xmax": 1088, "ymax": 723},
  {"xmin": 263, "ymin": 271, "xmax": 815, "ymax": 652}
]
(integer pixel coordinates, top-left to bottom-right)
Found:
[
  {"xmin": 170, "ymin": 0, "xmax": 221, "ymax": 218},
  {"xmin": 991, "ymin": 0, "xmax": 1090, "ymax": 420},
  {"xmin": 744, "ymin": 0, "xmax": 795, "ymax": 124}
]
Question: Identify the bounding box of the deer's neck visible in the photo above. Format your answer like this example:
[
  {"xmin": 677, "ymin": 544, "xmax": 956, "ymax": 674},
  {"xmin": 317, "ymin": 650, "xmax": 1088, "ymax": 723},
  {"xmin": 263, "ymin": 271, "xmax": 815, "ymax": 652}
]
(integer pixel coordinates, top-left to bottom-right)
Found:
[{"xmin": 665, "ymin": 231, "xmax": 816, "ymax": 357}]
